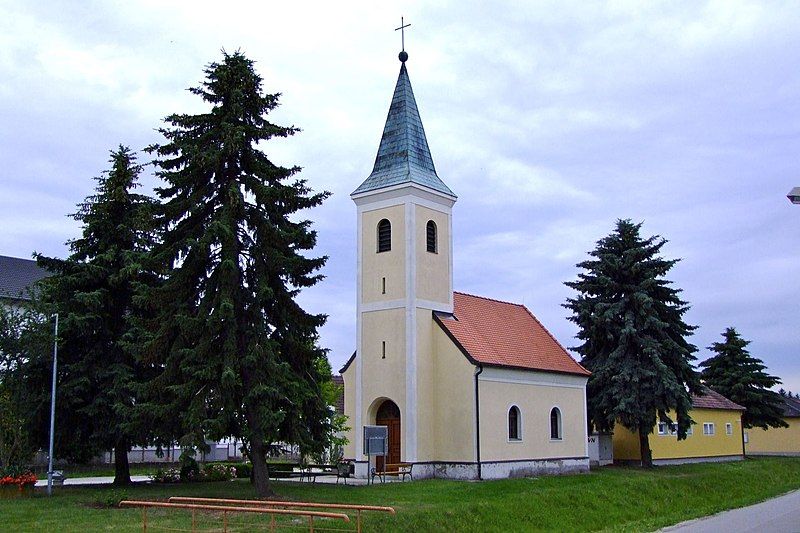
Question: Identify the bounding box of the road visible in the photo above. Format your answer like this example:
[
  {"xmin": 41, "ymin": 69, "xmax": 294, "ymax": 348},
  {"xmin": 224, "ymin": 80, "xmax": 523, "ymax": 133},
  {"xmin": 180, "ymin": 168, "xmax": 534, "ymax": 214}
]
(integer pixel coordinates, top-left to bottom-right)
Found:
[{"xmin": 662, "ymin": 490, "xmax": 800, "ymax": 533}]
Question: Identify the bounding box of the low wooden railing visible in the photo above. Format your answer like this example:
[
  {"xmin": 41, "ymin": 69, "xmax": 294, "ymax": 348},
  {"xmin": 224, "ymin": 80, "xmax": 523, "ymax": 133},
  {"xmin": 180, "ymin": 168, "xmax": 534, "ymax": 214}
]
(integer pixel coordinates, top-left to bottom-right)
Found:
[
  {"xmin": 168, "ymin": 497, "xmax": 396, "ymax": 533},
  {"xmin": 119, "ymin": 500, "xmax": 350, "ymax": 532}
]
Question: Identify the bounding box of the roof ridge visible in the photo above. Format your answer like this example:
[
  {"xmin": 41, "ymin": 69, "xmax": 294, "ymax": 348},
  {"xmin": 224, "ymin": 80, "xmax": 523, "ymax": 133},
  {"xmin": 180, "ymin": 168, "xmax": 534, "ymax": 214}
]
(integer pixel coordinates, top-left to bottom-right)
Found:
[{"xmin": 453, "ymin": 290, "xmax": 526, "ymax": 308}]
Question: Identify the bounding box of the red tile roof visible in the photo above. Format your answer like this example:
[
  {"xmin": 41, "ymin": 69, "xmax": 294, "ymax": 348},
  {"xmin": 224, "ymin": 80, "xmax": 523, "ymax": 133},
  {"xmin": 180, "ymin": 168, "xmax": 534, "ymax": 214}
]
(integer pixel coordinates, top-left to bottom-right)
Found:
[
  {"xmin": 691, "ymin": 386, "xmax": 745, "ymax": 411},
  {"xmin": 435, "ymin": 292, "xmax": 590, "ymax": 376}
]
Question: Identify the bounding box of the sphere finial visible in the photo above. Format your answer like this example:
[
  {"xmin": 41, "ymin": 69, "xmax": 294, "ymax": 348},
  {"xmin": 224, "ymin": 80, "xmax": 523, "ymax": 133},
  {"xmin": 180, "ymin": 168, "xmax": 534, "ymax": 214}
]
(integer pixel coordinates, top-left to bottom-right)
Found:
[{"xmin": 399, "ymin": 50, "xmax": 408, "ymax": 63}]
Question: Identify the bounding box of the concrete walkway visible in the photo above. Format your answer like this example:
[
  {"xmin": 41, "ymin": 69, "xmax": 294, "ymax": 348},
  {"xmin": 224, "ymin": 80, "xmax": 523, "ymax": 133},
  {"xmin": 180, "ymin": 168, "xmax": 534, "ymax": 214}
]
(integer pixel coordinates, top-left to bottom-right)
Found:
[
  {"xmin": 35, "ymin": 475, "xmax": 151, "ymax": 487},
  {"xmin": 661, "ymin": 490, "xmax": 800, "ymax": 533}
]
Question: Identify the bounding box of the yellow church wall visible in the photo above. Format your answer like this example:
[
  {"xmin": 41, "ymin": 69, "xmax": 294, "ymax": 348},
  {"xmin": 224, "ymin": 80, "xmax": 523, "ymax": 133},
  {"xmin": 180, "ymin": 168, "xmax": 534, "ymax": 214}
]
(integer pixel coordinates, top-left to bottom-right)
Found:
[
  {"xmin": 342, "ymin": 359, "xmax": 356, "ymax": 459},
  {"xmin": 478, "ymin": 371, "xmax": 587, "ymax": 461},
  {"xmin": 414, "ymin": 204, "xmax": 451, "ymax": 305},
  {"xmin": 360, "ymin": 307, "xmax": 407, "ymax": 448},
  {"xmin": 431, "ymin": 321, "xmax": 477, "ymax": 462},
  {"xmin": 746, "ymin": 418, "xmax": 800, "ymax": 455},
  {"xmin": 361, "ymin": 204, "xmax": 405, "ymax": 304},
  {"xmin": 415, "ymin": 308, "xmax": 435, "ymax": 461},
  {"xmin": 613, "ymin": 408, "xmax": 744, "ymax": 462}
]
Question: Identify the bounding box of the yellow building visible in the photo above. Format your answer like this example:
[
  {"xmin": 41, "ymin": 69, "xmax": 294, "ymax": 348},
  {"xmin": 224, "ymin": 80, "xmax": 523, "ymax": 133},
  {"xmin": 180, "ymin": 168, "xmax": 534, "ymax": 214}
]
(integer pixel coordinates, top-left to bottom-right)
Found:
[
  {"xmin": 745, "ymin": 396, "xmax": 800, "ymax": 456},
  {"xmin": 340, "ymin": 51, "xmax": 591, "ymax": 480},
  {"xmin": 613, "ymin": 387, "xmax": 745, "ymax": 464}
]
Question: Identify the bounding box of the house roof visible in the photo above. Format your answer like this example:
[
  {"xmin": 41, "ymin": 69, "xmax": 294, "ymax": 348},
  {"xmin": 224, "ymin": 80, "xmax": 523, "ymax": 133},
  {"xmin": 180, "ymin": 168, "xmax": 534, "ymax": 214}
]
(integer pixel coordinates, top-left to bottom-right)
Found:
[
  {"xmin": 780, "ymin": 395, "xmax": 800, "ymax": 418},
  {"xmin": 691, "ymin": 386, "xmax": 745, "ymax": 411},
  {"xmin": 435, "ymin": 292, "xmax": 590, "ymax": 376},
  {"xmin": 331, "ymin": 375, "xmax": 345, "ymax": 415},
  {"xmin": 351, "ymin": 58, "xmax": 455, "ymax": 199},
  {"xmin": 0, "ymin": 255, "xmax": 49, "ymax": 302}
]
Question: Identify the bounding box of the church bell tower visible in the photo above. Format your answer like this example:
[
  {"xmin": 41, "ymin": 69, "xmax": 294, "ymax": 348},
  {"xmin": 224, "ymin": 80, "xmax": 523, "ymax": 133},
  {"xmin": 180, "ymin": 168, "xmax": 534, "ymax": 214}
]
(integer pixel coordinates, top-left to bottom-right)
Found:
[{"xmin": 349, "ymin": 48, "xmax": 457, "ymax": 467}]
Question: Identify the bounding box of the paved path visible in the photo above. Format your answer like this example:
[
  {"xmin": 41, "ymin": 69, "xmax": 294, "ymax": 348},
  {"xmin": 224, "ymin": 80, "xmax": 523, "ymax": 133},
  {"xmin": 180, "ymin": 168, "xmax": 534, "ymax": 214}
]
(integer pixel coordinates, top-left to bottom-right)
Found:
[
  {"xmin": 35, "ymin": 475, "xmax": 151, "ymax": 487},
  {"xmin": 661, "ymin": 490, "xmax": 800, "ymax": 533},
  {"xmin": 34, "ymin": 474, "xmax": 393, "ymax": 487}
]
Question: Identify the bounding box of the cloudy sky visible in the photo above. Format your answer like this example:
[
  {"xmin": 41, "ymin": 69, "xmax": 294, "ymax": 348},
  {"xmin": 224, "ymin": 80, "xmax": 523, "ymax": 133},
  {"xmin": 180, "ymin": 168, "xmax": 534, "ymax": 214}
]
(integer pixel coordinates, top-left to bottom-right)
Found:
[{"xmin": 2, "ymin": 1, "xmax": 798, "ymax": 391}]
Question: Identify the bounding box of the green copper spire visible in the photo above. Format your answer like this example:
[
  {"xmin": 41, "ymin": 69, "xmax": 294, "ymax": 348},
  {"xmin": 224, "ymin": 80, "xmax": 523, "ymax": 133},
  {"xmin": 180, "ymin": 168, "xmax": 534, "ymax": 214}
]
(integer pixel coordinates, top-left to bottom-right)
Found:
[{"xmin": 352, "ymin": 58, "xmax": 455, "ymax": 198}]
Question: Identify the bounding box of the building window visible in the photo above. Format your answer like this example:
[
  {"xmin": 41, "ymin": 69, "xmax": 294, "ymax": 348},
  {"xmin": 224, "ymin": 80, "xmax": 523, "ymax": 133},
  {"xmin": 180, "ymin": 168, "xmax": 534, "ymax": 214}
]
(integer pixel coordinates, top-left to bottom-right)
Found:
[
  {"xmin": 508, "ymin": 406, "xmax": 521, "ymax": 441},
  {"xmin": 426, "ymin": 220, "xmax": 437, "ymax": 253},
  {"xmin": 687, "ymin": 425, "xmax": 693, "ymax": 436},
  {"xmin": 703, "ymin": 423, "xmax": 715, "ymax": 435},
  {"xmin": 381, "ymin": 341, "xmax": 386, "ymax": 359},
  {"xmin": 377, "ymin": 219, "xmax": 391, "ymax": 252},
  {"xmin": 726, "ymin": 423, "xmax": 733, "ymax": 435},
  {"xmin": 381, "ymin": 277, "xmax": 386, "ymax": 294},
  {"xmin": 658, "ymin": 422, "xmax": 668, "ymax": 436},
  {"xmin": 550, "ymin": 407, "xmax": 562, "ymax": 440}
]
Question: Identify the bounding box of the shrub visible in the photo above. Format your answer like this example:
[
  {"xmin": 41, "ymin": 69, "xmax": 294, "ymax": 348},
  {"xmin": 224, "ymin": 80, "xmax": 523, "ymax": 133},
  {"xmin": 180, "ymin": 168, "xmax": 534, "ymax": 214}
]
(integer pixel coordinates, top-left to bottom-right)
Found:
[
  {"xmin": 0, "ymin": 468, "xmax": 37, "ymax": 490},
  {"xmin": 201, "ymin": 463, "xmax": 236, "ymax": 481},
  {"xmin": 179, "ymin": 452, "xmax": 200, "ymax": 482},
  {"xmin": 149, "ymin": 468, "xmax": 180, "ymax": 483}
]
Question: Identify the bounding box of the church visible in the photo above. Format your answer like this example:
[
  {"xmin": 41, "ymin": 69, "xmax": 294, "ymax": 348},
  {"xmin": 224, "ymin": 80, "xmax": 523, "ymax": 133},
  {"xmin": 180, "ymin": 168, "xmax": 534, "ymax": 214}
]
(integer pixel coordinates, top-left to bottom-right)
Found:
[{"xmin": 340, "ymin": 49, "xmax": 591, "ymax": 480}]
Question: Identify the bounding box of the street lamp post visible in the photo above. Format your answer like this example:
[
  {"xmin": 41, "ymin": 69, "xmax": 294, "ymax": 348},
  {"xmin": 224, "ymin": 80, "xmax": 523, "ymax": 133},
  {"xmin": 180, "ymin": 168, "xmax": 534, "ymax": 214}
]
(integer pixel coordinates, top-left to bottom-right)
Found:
[
  {"xmin": 46, "ymin": 313, "xmax": 58, "ymax": 496},
  {"xmin": 788, "ymin": 187, "xmax": 800, "ymax": 204}
]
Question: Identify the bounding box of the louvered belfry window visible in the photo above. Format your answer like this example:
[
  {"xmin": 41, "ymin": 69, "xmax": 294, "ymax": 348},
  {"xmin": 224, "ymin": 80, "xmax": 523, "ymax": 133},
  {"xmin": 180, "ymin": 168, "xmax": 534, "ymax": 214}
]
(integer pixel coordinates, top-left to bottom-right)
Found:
[
  {"xmin": 377, "ymin": 219, "xmax": 391, "ymax": 252},
  {"xmin": 426, "ymin": 220, "xmax": 437, "ymax": 253}
]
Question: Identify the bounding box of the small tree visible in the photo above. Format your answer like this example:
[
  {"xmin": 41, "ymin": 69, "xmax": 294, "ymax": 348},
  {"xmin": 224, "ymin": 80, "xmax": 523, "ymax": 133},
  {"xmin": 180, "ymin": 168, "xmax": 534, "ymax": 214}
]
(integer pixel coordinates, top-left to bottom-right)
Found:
[
  {"xmin": 565, "ymin": 219, "xmax": 702, "ymax": 467},
  {"xmin": 700, "ymin": 327, "xmax": 788, "ymax": 430},
  {"xmin": 34, "ymin": 146, "xmax": 156, "ymax": 484},
  {"xmin": 141, "ymin": 51, "xmax": 332, "ymax": 497}
]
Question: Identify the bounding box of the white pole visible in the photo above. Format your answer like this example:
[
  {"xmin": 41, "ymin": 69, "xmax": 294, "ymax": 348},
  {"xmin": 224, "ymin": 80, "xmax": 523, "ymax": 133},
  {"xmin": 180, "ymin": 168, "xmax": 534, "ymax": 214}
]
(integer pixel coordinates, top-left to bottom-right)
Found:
[{"xmin": 47, "ymin": 313, "xmax": 58, "ymax": 496}]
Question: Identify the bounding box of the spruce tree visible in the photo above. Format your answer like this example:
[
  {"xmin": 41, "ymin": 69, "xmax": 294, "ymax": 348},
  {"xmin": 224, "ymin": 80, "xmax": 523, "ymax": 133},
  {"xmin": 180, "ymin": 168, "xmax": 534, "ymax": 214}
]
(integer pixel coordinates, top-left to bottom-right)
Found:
[
  {"xmin": 565, "ymin": 219, "xmax": 701, "ymax": 467},
  {"xmin": 700, "ymin": 328, "xmax": 788, "ymax": 430},
  {"xmin": 33, "ymin": 146, "xmax": 156, "ymax": 484},
  {"xmin": 142, "ymin": 51, "xmax": 332, "ymax": 497}
]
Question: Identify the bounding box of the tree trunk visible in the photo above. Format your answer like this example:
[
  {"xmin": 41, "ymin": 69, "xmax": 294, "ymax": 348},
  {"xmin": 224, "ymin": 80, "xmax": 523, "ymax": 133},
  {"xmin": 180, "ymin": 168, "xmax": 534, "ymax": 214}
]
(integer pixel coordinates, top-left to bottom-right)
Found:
[
  {"xmin": 113, "ymin": 438, "xmax": 132, "ymax": 485},
  {"xmin": 638, "ymin": 430, "xmax": 653, "ymax": 468},
  {"xmin": 250, "ymin": 436, "xmax": 274, "ymax": 498}
]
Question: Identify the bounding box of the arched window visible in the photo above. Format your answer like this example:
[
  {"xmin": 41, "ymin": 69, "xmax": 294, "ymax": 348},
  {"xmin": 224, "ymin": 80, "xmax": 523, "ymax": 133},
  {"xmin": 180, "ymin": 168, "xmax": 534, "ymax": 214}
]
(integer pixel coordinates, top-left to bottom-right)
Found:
[
  {"xmin": 426, "ymin": 220, "xmax": 437, "ymax": 253},
  {"xmin": 550, "ymin": 407, "xmax": 562, "ymax": 440},
  {"xmin": 508, "ymin": 406, "xmax": 521, "ymax": 440},
  {"xmin": 377, "ymin": 219, "xmax": 391, "ymax": 252}
]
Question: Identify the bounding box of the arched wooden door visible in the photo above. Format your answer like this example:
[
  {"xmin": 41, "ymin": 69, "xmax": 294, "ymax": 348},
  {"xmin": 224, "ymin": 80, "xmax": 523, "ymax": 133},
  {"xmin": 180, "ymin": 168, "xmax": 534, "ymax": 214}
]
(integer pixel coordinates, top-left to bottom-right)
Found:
[{"xmin": 375, "ymin": 400, "xmax": 401, "ymax": 471}]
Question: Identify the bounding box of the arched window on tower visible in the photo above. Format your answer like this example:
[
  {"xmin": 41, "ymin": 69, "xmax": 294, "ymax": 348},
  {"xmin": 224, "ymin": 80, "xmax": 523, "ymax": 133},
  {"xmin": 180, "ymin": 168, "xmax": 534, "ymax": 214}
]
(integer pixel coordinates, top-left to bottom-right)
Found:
[
  {"xmin": 508, "ymin": 406, "xmax": 521, "ymax": 441},
  {"xmin": 377, "ymin": 219, "xmax": 391, "ymax": 252},
  {"xmin": 550, "ymin": 407, "xmax": 562, "ymax": 440},
  {"xmin": 426, "ymin": 220, "xmax": 437, "ymax": 253}
]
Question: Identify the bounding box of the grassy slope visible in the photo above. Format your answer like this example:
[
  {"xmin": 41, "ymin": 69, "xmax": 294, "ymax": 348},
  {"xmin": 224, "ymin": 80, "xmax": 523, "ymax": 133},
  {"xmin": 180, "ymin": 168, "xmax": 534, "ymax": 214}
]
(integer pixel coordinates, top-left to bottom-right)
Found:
[{"xmin": 2, "ymin": 457, "xmax": 798, "ymax": 532}]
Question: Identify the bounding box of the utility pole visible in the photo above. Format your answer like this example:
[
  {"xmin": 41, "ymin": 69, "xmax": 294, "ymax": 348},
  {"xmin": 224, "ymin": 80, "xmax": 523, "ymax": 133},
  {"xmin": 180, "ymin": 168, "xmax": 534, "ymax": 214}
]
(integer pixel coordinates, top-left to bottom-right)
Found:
[{"xmin": 47, "ymin": 313, "xmax": 58, "ymax": 496}]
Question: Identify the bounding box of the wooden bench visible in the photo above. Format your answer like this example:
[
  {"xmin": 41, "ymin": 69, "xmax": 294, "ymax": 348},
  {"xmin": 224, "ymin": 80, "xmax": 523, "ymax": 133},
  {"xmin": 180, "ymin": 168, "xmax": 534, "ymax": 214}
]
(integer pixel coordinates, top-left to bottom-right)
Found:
[{"xmin": 371, "ymin": 462, "xmax": 413, "ymax": 483}]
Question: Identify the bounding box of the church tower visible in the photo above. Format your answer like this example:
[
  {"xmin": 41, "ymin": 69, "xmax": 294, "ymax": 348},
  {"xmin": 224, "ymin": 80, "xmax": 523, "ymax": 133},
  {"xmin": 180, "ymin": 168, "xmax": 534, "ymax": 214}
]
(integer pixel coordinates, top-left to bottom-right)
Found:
[{"xmin": 348, "ymin": 50, "xmax": 456, "ymax": 468}]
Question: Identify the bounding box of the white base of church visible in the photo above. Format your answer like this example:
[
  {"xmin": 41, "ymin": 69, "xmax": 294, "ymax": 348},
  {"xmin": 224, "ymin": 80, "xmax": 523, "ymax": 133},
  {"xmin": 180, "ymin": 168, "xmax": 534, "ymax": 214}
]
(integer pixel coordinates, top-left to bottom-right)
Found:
[{"xmin": 351, "ymin": 457, "xmax": 589, "ymax": 480}]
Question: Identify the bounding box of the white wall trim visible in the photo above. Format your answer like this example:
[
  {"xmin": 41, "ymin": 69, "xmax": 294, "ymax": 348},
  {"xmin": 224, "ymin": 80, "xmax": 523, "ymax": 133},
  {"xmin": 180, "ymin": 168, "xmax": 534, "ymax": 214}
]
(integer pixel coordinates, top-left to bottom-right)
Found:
[
  {"xmin": 405, "ymin": 199, "xmax": 418, "ymax": 461},
  {"xmin": 479, "ymin": 366, "xmax": 588, "ymax": 389},
  {"xmin": 352, "ymin": 182, "xmax": 456, "ymax": 206},
  {"xmin": 355, "ymin": 200, "xmax": 363, "ymax": 460},
  {"xmin": 361, "ymin": 299, "xmax": 405, "ymax": 313}
]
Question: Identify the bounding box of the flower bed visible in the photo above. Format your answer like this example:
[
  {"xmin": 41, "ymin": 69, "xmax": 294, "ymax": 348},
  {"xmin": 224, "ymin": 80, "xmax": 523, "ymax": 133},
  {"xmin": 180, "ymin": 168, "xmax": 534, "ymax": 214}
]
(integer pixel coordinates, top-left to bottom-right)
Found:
[{"xmin": 0, "ymin": 470, "xmax": 37, "ymax": 497}]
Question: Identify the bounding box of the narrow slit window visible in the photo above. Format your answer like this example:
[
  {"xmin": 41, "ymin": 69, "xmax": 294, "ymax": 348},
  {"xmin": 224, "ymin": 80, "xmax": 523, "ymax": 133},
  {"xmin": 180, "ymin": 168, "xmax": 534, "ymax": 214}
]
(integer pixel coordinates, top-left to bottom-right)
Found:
[
  {"xmin": 508, "ymin": 406, "xmax": 521, "ymax": 440},
  {"xmin": 550, "ymin": 407, "xmax": 562, "ymax": 440},
  {"xmin": 382, "ymin": 277, "xmax": 386, "ymax": 294},
  {"xmin": 382, "ymin": 341, "xmax": 386, "ymax": 359},
  {"xmin": 377, "ymin": 219, "xmax": 391, "ymax": 252},
  {"xmin": 426, "ymin": 220, "xmax": 437, "ymax": 253}
]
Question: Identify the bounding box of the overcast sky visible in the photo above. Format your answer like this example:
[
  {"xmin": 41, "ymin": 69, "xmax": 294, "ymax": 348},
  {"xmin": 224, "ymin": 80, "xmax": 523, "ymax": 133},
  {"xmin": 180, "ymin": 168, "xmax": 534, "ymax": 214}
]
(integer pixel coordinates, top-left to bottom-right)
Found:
[{"xmin": 2, "ymin": 1, "xmax": 798, "ymax": 392}]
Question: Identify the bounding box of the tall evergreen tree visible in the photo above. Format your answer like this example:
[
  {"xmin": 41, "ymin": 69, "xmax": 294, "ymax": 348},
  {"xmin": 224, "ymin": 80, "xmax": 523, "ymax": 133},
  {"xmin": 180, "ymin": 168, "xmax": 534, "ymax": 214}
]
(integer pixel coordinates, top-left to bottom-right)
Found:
[
  {"xmin": 142, "ymin": 51, "xmax": 332, "ymax": 497},
  {"xmin": 700, "ymin": 327, "xmax": 788, "ymax": 430},
  {"xmin": 33, "ymin": 146, "xmax": 156, "ymax": 484},
  {"xmin": 565, "ymin": 219, "xmax": 701, "ymax": 467}
]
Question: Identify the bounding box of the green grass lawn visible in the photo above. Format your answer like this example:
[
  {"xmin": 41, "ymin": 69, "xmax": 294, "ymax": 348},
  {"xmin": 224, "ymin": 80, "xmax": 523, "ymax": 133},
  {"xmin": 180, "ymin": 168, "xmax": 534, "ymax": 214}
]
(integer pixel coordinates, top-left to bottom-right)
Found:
[{"xmin": 3, "ymin": 457, "xmax": 799, "ymax": 532}]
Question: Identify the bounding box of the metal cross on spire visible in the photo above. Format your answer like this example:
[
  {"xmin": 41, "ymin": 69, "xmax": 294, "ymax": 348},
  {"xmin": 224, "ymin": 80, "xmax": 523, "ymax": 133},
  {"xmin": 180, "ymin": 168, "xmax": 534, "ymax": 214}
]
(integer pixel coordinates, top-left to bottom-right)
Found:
[{"xmin": 395, "ymin": 16, "xmax": 411, "ymax": 62}]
